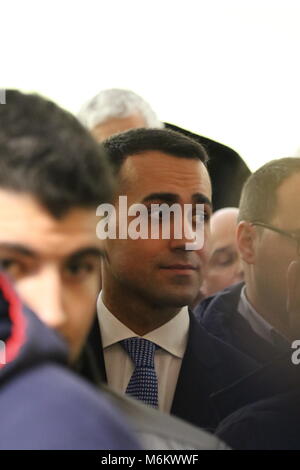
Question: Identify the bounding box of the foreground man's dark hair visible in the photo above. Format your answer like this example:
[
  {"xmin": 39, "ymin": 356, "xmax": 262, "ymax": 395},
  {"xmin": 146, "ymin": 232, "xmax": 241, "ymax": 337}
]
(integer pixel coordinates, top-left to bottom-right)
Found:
[{"xmin": 0, "ymin": 90, "xmax": 114, "ymax": 217}]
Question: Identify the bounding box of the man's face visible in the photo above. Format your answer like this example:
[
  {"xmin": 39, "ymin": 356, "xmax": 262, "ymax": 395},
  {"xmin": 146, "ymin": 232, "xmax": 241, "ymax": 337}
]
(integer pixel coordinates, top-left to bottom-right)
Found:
[
  {"xmin": 243, "ymin": 171, "xmax": 300, "ymax": 324},
  {"xmin": 0, "ymin": 190, "xmax": 102, "ymax": 362},
  {"xmin": 102, "ymin": 151, "xmax": 212, "ymax": 309},
  {"xmin": 91, "ymin": 114, "xmax": 146, "ymax": 142},
  {"xmin": 202, "ymin": 208, "xmax": 243, "ymax": 297}
]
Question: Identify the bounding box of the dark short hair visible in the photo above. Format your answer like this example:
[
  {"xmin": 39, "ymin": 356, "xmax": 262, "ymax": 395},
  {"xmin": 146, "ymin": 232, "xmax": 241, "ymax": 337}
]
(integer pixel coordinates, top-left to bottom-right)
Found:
[
  {"xmin": 0, "ymin": 90, "xmax": 114, "ymax": 218},
  {"xmin": 102, "ymin": 128, "xmax": 208, "ymax": 175},
  {"xmin": 239, "ymin": 157, "xmax": 300, "ymax": 223}
]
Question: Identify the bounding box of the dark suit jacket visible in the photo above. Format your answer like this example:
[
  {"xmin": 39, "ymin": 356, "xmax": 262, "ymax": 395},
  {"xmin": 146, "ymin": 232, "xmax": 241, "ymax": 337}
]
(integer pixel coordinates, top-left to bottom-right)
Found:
[
  {"xmin": 85, "ymin": 310, "xmax": 258, "ymax": 432},
  {"xmin": 195, "ymin": 282, "xmax": 290, "ymax": 365},
  {"xmin": 216, "ymin": 386, "xmax": 300, "ymax": 449},
  {"xmin": 0, "ymin": 274, "xmax": 138, "ymax": 450},
  {"xmin": 165, "ymin": 123, "xmax": 251, "ymax": 211},
  {"xmin": 212, "ymin": 350, "xmax": 300, "ymax": 422}
]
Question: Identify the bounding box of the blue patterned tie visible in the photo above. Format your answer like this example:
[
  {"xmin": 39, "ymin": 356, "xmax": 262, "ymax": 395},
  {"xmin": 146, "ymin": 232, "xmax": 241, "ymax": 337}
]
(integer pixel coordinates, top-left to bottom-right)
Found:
[{"xmin": 120, "ymin": 337, "xmax": 159, "ymax": 408}]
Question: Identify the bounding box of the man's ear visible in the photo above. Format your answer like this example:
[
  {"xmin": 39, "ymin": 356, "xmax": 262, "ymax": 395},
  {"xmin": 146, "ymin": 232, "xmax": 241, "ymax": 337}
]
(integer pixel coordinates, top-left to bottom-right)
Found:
[{"xmin": 237, "ymin": 221, "xmax": 256, "ymax": 264}]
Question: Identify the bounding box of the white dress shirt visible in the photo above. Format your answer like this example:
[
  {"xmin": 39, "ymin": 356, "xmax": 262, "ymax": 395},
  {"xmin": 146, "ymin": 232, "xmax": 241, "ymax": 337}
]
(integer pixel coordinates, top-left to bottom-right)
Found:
[{"xmin": 97, "ymin": 293, "xmax": 190, "ymax": 413}]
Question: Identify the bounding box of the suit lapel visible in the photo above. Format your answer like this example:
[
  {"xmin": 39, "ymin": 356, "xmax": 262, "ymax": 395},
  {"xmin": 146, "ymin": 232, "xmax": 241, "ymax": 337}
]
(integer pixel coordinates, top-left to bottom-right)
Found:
[
  {"xmin": 229, "ymin": 313, "xmax": 282, "ymax": 362},
  {"xmin": 171, "ymin": 311, "xmax": 221, "ymax": 430},
  {"xmin": 86, "ymin": 316, "xmax": 107, "ymax": 382}
]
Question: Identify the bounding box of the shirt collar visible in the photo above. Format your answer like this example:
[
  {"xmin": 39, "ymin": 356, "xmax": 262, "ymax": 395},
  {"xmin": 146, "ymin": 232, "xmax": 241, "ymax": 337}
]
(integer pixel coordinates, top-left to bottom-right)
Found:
[
  {"xmin": 97, "ymin": 292, "xmax": 189, "ymax": 359},
  {"xmin": 238, "ymin": 285, "xmax": 287, "ymax": 346}
]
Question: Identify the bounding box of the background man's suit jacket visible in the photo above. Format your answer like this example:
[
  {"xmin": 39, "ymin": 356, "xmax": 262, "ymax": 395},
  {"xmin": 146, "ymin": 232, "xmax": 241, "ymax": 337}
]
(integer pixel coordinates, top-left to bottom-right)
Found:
[
  {"xmin": 215, "ymin": 352, "xmax": 300, "ymax": 449},
  {"xmin": 216, "ymin": 388, "xmax": 300, "ymax": 450},
  {"xmin": 195, "ymin": 282, "xmax": 290, "ymax": 365}
]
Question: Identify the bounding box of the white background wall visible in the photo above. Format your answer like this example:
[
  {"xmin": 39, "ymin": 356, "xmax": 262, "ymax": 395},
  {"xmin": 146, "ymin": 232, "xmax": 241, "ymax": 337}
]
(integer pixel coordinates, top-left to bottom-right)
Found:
[{"xmin": 1, "ymin": 0, "xmax": 300, "ymax": 170}]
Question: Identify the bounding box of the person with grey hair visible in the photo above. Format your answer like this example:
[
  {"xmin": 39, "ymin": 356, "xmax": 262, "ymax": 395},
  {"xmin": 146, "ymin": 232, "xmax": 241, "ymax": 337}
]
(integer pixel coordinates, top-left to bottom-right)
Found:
[
  {"xmin": 78, "ymin": 88, "xmax": 164, "ymax": 141},
  {"xmin": 196, "ymin": 157, "xmax": 300, "ymax": 364}
]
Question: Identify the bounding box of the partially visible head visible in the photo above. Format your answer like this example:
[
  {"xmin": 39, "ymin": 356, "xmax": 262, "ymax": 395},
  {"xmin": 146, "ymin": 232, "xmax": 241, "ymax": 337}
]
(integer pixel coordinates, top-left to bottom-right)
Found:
[
  {"xmin": 201, "ymin": 207, "xmax": 243, "ymax": 297},
  {"xmin": 101, "ymin": 128, "xmax": 212, "ymax": 316},
  {"xmin": 78, "ymin": 88, "xmax": 164, "ymax": 142},
  {"xmin": 237, "ymin": 157, "xmax": 300, "ymax": 334},
  {"xmin": 0, "ymin": 90, "xmax": 114, "ymax": 361}
]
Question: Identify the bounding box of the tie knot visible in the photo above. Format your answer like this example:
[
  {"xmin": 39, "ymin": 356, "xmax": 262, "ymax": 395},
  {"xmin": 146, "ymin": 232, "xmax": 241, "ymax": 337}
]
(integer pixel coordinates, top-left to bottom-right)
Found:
[{"xmin": 120, "ymin": 337, "xmax": 157, "ymax": 368}]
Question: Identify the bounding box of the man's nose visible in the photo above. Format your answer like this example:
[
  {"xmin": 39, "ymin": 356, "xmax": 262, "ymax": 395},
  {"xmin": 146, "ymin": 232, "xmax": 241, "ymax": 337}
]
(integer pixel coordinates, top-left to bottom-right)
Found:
[{"xmin": 169, "ymin": 214, "xmax": 205, "ymax": 251}]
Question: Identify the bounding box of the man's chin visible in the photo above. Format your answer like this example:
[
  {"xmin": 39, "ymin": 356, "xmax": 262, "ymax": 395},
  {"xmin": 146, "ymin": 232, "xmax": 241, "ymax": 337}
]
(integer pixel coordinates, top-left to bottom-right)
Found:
[{"xmin": 153, "ymin": 289, "xmax": 198, "ymax": 309}]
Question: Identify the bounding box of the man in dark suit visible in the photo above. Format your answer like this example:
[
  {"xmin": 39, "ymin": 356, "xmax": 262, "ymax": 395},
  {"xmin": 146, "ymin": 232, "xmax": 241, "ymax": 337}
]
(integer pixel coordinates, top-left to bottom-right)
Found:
[
  {"xmin": 210, "ymin": 259, "xmax": 300, "ymax": 449},
  {"xmin": 196, "ymin": 158, "xmax": 300, "ymax": 365},
  {"xmin": 88, "ymin": 127, "xmax": 257, "ymax": 432}
]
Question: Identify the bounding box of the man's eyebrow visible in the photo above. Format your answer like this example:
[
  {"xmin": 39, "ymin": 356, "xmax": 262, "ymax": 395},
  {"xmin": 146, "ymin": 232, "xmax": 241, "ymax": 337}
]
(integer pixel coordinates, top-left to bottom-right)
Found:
[
  {"xmin": 192, "ymin": 193, "xmax": 212, "ymax": 207},
  {"xmin": 67, "ymin": 247, "xmax": 104, "ymax": 261},
  {"xmin": 0, "ymin": 244, "xmax": 103, "ymax": 260},
  {"xmin": 142, "ymin": 192, "xmax": 212, "ymax": 207},
  {"xmin": 142, "ymin": 193, "xmax": 179, "ymax": 204},
  {"xmin": 0, "ymin": 243, "xmax": 38, "ymax": 258}
]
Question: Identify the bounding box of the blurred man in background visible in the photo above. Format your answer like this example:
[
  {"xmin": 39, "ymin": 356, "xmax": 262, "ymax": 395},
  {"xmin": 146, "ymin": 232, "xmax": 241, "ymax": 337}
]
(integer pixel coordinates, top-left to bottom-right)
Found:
[
  {"xmin": 202, "ymin": 208, "xmax": 243, "ymax": 297},
  {"xmin": 197, "ymin": 158, "xmax": 300, "ymax": 364},
  {"xmin": 78, "ymin": 88, "xmax": 164, "ymax": 141},
  {"xmin": 191, "ymin": 207, "xmax": 243, "ymax": 307}
]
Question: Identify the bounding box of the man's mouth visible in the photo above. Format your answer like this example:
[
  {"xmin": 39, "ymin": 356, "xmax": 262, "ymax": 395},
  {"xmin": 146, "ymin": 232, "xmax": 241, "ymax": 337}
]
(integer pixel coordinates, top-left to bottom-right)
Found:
[{"xmin": 160, "ymin": 264, "xmax": 198, "ymax": 274}]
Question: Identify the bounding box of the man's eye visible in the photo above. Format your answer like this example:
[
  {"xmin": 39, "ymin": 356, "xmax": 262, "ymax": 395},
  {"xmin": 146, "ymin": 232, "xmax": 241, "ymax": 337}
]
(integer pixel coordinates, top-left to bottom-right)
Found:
[
  {"xmin": 1, "ymin": 259, "xmax": 15, "ymax": 269},
  {"xmin": 204, "ymin": 211, "xmax": 211, "ymax": 222},
  {"xmin": 192, "ymin": 211, "xmax": 206, "ymax": 223},
  {"xmin": 210, "ymin": 252, "xmax": 237, "ymax": 268},
  {"xmin": 64, "ymin": 261, "xmax": 99, "ymax": 281},
  {"xmin": 148, "ymin": 209, "xmax": 163, "ymax": 221},
  {"xmin": 67, "ymin": 263, "xmax": 91, "ymax": 274},
  {"xmin": 0, "ymin": 259, "xmax": 26, "ymax": 279}
]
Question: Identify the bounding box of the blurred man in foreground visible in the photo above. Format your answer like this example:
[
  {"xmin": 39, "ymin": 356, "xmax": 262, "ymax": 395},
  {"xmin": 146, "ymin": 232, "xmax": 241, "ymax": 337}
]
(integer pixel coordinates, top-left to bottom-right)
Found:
[{"xmin": 0, "ymin": 89, "xmax": 138, "ymax": 449}]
